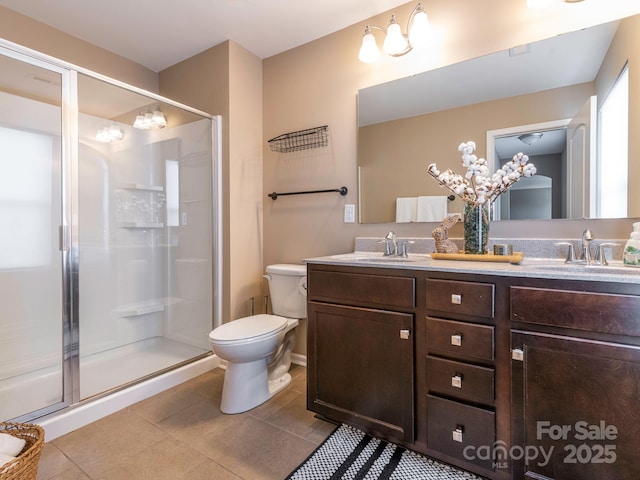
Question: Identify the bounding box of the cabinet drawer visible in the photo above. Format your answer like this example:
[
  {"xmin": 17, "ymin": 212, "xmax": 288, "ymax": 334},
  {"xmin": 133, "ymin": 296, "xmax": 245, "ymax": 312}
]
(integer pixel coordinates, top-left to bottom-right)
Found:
[
  {"xmin": 427, "ymin": 317, "xmax": 494, "ymax": 362},
  {"xmin": 426, "ymin": 356, "xmax": 494, "ymax": 406},
  {"xmin": 309, "ymin": 270, "xmax": 415, "ymax": 308},
  {"xmin": 426, "ymin": 279, "xmax": 494, "ymax": 319},
  {"xmin": 427, "ymin": 395, "xmax": 495, "ymax": 471},
  {"xmin": 511, "ymin": 286, "xmax": 640, "ymax": 336}
]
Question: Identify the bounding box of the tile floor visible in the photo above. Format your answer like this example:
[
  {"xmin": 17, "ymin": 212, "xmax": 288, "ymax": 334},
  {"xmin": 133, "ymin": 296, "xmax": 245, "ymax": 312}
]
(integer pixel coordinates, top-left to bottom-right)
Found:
[{"xmin": 36, "ymin": 365, "xmax": 336, "ymax": 480}]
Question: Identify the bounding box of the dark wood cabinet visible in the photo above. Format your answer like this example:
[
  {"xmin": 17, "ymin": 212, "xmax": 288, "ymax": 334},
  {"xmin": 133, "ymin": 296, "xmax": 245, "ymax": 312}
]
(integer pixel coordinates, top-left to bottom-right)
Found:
[
  {"xmin": 306, "ymin": 259, "xmax": 640, "ymax": 480},
  {"xmin": 511, "ymin": 284, "xmax": 640, "ymax": 480},
  {"xmin": 307, "ymin": 266, "xmax": 416, "ymax": 443}
]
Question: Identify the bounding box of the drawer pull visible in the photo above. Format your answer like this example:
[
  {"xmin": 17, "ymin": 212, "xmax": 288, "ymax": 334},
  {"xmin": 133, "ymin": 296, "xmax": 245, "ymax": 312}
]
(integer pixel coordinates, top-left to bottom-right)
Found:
[
  {"xmin": 512, "ymin": 348, "xmax": 524, "ymax": 361},
  {"xmin": 451, "ymin": 294, "xmax": 462, "ymax": 305},
  {"xmin": 451, "ymin": 374, "xmax": 463, "ymax": 388},
  {"xmin": 451, "ymin": 333, "xmax": 462, "ymax": 346},
  {"xmin": 399, "ymin": 329, "xmax": 411, "ymax": 340},
  {"xmin": 452, "ymin": 426, "xmax": 464, "ymax": 443}
]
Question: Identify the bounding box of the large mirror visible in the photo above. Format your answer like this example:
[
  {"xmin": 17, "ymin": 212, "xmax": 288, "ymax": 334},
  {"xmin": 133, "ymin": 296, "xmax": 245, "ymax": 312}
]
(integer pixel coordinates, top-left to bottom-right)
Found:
[{"xmin": 358, "ymin": 14, "xmax": 640, "ymax": 224}]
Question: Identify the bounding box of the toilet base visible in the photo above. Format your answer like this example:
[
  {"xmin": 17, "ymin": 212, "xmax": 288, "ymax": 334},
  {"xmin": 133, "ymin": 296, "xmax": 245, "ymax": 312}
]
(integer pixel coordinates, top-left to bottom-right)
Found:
[
  {"xmin": 220, "ymin": 358, "xmax": 270, "ymax": 414},
  {"xmin": 219, "ymin": 362, "xmax": 294, "ymax": 414}
]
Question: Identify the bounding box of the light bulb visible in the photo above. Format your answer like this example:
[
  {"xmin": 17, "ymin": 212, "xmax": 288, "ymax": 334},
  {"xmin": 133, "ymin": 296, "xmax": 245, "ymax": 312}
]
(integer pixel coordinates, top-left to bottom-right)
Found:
[
  {"xmin": 142, "ymin": 112, "xmax": 153, "ymax": 128},
  {"xmin": 383, "ymin": 16, "xmax": 408, "ymax": 55},
  {"xmin": 359, "ymin": 27, "xmax": 381, "ymax": 63},
  {"xmin": 408, "ymin": 9, "xmax": 431, "ymax": 48},
  {"xmin": 108, "ymin": 124, "xmax": 124, "ymax": 140}
]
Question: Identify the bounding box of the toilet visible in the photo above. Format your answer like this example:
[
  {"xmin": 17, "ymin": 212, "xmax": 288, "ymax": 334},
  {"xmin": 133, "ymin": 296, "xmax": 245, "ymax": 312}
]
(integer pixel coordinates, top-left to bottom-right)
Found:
[{"xmin": 208, "ymin": 264, "xmax": 307, "ymax": 414}]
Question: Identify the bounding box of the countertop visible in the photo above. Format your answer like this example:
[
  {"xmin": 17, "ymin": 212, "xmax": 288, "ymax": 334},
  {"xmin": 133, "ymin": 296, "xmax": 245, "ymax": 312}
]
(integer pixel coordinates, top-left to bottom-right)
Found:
[{"xmin": 304, "ymin": 252, "xmax": 640, "ymax": 285}]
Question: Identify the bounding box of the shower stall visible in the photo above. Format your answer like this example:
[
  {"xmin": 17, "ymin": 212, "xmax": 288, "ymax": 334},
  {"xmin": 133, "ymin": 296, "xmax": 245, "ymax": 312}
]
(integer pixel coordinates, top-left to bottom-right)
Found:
[{"xmin": 0, "ymin": 41, "xmax": 220, "ymax": 424}]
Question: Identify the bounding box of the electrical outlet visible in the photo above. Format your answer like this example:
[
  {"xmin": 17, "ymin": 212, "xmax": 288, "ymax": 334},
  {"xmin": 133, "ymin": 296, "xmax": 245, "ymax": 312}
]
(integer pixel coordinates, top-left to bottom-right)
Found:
[{"xmin": 344, "ymin": 204, "xmax": 355, "ymax": 223}]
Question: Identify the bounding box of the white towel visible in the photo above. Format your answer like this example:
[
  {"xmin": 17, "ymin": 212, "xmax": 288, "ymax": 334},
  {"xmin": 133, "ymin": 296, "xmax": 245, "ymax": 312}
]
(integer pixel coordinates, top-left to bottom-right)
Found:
[
  {"xmin": 416, "ymin": 196, "xmax": 448, "ymax": 222},
  {"xmin": 395, "ymin": 197, "xmax": 418, "ymax": 223},
  {"xmin": 0, "ymin": 453, "xmax": 16, "ymax": 472},
  {"xmin": 0, "ymin": 433, "xmax": 26, "ymax": 457}
]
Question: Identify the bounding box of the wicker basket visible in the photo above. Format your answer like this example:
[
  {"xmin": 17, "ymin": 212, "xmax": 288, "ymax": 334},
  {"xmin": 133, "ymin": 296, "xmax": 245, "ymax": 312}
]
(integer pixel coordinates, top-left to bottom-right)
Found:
[{"xmin": 0, "ymin": 422, "xmax": 45, "ymax": 480}]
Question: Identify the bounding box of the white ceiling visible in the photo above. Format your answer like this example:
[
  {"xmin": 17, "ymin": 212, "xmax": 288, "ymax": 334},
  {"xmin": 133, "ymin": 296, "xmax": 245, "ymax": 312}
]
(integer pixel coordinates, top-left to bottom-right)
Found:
[{"xmin": 0, "ymin": 0, "xmax": 410, "ymax": 72}]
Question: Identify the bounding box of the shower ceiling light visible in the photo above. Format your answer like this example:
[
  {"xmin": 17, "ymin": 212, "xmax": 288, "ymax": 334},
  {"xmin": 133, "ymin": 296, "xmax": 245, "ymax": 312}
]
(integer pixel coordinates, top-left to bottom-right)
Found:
[
  {"xmin": 133, "ymin": 109, "xmax": 167, "ymax": 129},
  {"xmin": 359, "ymin": 2, "xmax": 432, "ymax": 63},
  {"xmin": 518, "ymin": 132, "xmax": 544, "ymax": 145},
  {"xmin": 96, "ymin": 124, "xmax": 124, "ymax": 143}
]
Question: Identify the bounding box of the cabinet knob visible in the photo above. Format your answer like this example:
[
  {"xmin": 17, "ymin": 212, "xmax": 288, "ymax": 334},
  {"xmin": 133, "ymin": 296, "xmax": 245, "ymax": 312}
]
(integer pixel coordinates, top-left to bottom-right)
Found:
[
  {"xmin": 451, "ymin": 333, "xmax": 462, "ymax": 346},
  {"xmin": 399, "ymin": 329, "xmax": 410, "ymax": 340},
  {"xmin": 452, "ymin": 426, "xmax": 464, "ymax": 443},
  {"xmin": 451, "ymin": 374, "xmax": 463, "ymax": 388},
  {"xmin": 451, "ymin": 294, "xmax": 462, "ymax": 305}
]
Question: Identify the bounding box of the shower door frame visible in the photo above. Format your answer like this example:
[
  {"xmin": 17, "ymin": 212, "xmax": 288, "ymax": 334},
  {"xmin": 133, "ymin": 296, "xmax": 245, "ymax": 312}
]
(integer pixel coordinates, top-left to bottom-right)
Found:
[{"xmin": 1, "ymin": 38, "xmax": 221, "ymax": 423}]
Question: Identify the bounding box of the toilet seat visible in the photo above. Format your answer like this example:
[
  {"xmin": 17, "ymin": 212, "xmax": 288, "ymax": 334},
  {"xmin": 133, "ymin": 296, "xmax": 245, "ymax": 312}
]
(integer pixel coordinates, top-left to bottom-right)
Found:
[{"xmin": 209, "ymin": 314, "xmax": 288, "ymax": 345}]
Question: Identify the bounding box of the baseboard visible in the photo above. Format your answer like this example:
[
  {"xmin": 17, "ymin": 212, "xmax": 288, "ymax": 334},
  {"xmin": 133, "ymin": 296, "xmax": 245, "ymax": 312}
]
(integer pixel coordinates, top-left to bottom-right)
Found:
[{"xmin": 292, "ymin": 353, "xmax": 307, "ymax": 367}]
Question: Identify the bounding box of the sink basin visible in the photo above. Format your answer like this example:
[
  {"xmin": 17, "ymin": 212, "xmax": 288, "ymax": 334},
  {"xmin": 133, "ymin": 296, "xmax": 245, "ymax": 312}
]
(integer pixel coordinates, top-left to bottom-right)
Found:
[
  {"xmin": 523, "ymin": 261, "xmax": 640, "ymax": 276},
  {"xmin": 329, "ymin": 253, "xmax": 428, "ymax": 263}
]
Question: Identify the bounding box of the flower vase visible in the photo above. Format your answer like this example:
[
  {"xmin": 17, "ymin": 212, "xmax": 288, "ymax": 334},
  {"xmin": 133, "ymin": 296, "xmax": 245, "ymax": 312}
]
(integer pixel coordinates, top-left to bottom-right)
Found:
[{"xmin": 463, "ymin": 202, "xmax": 490, "ymax": 254}]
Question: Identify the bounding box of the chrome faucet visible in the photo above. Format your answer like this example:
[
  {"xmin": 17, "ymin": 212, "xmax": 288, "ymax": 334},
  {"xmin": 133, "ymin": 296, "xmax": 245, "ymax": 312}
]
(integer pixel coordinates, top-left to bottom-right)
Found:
[
  {"xmin": 580, "ymin": 229, "xmax": 594, "ymax": 264},
  {"xmin": 380, "ymin": 231, "xmax": 398, "ymax": 256}
]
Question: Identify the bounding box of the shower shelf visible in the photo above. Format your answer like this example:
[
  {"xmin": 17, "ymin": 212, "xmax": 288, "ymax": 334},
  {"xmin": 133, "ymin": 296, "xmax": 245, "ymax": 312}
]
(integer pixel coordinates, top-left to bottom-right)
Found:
[
  {"xmin": 117, "ymin": 183, "xmax": 165, "ymax": 192},
  {"xmin": 117, "ymin": 302, "xmax": 165, "ymax": 317},
  {"xmin": 119, "ymin": 222, "xmax": 164, "ymax": 229}
]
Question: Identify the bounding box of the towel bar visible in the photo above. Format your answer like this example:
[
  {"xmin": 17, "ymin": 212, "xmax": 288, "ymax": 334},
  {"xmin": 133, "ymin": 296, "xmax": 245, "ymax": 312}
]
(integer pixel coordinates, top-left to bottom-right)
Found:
[{"xmin": 268, "ymin": 186, "xmax": 348, "ymax": 200}]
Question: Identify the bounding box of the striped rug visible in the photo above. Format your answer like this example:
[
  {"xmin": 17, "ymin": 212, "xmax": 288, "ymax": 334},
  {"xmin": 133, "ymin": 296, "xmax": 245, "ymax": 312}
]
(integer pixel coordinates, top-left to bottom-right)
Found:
[{"xmin": 286, "ymin": 424, "xmax": 485, "ymax": 480}]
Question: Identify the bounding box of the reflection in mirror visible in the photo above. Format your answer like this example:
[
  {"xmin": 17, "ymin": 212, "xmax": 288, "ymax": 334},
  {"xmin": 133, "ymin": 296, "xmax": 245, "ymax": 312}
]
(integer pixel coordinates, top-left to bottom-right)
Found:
[{"xmin": 358, "ymin": 14, "xmax": 640, "ymax": 224}]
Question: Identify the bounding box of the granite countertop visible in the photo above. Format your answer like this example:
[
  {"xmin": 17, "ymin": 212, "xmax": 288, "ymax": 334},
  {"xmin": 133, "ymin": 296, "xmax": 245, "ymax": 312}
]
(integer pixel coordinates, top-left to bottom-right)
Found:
[{"xmin": 304, "ymin": 237, "xmax": 640, "ymax": 285}]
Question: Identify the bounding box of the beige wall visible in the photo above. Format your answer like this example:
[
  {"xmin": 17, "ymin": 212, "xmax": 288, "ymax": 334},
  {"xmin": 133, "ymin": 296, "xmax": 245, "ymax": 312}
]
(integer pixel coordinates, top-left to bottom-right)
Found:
[
  {"xmin": 359, "ymin": 83, "xmax": 595, "ymax": 223},
  {"xmin": 0, "ymin": 6, "xmax": 157, "ymax": 91},
  {"xmin": 263, "ymin": 0, "xmax": 640, "ymax": 271}
]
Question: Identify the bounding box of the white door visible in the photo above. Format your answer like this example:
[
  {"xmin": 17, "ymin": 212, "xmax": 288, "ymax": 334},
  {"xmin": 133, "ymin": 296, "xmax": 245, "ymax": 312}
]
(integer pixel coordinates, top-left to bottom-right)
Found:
[{"xmin": 566, "ymin": 96, "xmax": 597, "ymax": 219}]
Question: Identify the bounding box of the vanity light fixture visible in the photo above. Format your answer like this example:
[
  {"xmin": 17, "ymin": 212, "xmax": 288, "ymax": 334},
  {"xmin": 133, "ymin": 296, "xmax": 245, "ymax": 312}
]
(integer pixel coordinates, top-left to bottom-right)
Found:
[
  {"xmin": 96, "ymin": 124, "xmax": 124, "ymax": 143},
  {"xmin": 133, "ymin": 109, "xmax": 167, "ymax": 129},
  {"xmin": 358, "ymin": 2, "xmax": 431, "ymax": 63}
]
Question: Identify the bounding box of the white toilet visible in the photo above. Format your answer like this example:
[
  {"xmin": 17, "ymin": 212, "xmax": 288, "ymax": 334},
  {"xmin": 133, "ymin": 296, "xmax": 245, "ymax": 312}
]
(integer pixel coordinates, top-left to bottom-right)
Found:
[{"xmin": 208, "ymin": 264, "xmax": 307, "ymax": 414}]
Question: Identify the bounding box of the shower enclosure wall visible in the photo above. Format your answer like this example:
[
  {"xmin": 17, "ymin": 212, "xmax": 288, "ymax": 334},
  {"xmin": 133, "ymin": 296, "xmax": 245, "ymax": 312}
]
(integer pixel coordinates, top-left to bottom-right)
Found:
[{"xmin": 0, "ymin": 41, "xmax": 219, "ymax": 423}]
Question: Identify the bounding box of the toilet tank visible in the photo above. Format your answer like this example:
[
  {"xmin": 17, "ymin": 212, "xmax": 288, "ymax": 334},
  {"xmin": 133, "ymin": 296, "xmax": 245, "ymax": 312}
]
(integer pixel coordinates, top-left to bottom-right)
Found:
[{"xmin": 265, "ymin": 264, "xmax": 307, "ymax": 319}]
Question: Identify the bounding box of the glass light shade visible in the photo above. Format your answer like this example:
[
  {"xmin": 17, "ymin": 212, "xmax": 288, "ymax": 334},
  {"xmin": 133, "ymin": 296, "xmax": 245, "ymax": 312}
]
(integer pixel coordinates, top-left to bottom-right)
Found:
[
  {"xmin": 383, "ymin": 19, "xmax": 408, "ymax": 55},
  {"xmin": 408, "ymin": 10, "xmax": 431, "ymax": 48},
  {"xmin": 151, "ymin": 110, "xmax": 167, "ymax": 128},
  {"xmin": 108, "ymin": 124, "xmax": 124, "ymax": 140},
  {"xmin": 133, "ymin": 113, "xmax": 145, "ymax": 129},
  {"xmin": 359, "ymin": 30, "xmax": 381, "ymax": 63},
  {"xmin": 142, "ymin": 112, "xmax": 153, "ymax": 128},
  {"xmin": 96, "ymin": 128, "xmax": 110, "ymax": 143},
  {"xmin": 526, "ymin": 0, "xmax": 553, "ymax": 8}
]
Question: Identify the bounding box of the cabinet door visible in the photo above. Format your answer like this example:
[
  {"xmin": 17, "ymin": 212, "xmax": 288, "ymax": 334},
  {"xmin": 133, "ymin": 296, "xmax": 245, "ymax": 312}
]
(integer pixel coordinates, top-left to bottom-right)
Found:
[
  {"xmin": 308, "ymin": 301, "xmax": 414, "ymax": 443},
  {"xmin": 512, "ymin": 330, "xmax": 640, "ymax": 480}
]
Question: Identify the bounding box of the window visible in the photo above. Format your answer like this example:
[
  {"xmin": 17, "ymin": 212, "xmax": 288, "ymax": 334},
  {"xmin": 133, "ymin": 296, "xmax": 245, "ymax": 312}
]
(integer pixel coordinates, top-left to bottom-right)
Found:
[
  {"xmin": 0, "ymin": 127, "xmax": 54, "ymax": 268},
  {"xmin": 598, "ymin": 64, "xmax": 629, "ymax": 218}
]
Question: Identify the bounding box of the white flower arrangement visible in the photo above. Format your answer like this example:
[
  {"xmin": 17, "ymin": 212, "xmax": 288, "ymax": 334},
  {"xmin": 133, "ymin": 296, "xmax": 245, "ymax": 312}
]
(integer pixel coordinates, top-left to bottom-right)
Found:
[{"xmin": 427, "ymin": 141, "xmax": 537, "ymax": 205}]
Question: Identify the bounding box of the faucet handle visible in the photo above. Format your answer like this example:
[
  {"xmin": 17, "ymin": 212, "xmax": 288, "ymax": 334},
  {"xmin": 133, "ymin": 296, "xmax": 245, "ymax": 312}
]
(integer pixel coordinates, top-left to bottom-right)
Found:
[
  {"xmin": 594, "ymin": 243, "xmax": 619, "ymax": 266},
  {"xmin": 397, "ymin": 240, "xmax": 416, "ymax": 258},
  {"xmin": 555, "ymin": 242, "xmax": 576, "ymax": 263}
]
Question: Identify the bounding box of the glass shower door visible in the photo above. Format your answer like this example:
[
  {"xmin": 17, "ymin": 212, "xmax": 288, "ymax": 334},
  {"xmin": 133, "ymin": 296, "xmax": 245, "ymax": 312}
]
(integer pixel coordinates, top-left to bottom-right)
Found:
[{"xmin": 0, "ymin": 50, "xmax": 67, "ymax": 420}]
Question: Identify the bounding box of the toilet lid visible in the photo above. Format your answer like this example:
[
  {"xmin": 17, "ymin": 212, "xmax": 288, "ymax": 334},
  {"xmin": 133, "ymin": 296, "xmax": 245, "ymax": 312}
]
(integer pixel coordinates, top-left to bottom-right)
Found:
[{"xmin": 209, "ymin": 314, "xmax": 288, "ymax": 344}]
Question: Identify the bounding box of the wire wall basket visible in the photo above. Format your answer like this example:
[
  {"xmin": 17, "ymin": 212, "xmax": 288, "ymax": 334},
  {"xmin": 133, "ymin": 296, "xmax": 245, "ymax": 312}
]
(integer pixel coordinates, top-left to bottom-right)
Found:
[{"xmin": 268, "ymin": 125, "xmax": 328, "ymax": 153}]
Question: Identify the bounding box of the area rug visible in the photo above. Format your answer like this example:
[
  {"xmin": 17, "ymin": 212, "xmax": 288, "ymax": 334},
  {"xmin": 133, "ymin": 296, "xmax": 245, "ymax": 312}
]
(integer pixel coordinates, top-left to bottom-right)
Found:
[{"xmin": 286, "ymin": 424, "xmax": 485, "ymax": 480}]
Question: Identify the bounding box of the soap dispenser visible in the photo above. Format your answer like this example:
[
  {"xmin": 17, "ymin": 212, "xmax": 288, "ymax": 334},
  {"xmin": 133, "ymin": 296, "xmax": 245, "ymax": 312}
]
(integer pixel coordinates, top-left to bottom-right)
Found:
[{"xmin": 623, "ymin": 222, "xmax": 640, "ymax": 266}]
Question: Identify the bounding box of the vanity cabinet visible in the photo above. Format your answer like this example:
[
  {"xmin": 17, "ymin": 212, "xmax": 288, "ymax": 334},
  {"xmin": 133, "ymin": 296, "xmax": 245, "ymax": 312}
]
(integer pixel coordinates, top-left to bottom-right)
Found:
[
  {"xmin": 306, "ymin": 265, "xmax": 417, "ymax": 443},
  {"xmin": 425, "ymin": 278, "xmax": 497, "ymax": 472},
  {"xmin": 511, "ymin": 284, "xmax": 640, "ymax": 480}
]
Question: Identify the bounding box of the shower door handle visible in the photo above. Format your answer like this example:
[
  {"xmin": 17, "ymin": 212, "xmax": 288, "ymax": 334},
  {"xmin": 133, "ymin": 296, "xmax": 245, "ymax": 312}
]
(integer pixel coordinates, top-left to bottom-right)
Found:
[{"xmin": 59, "ymin": 225, "xmax": 69, "ymax": 251}]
